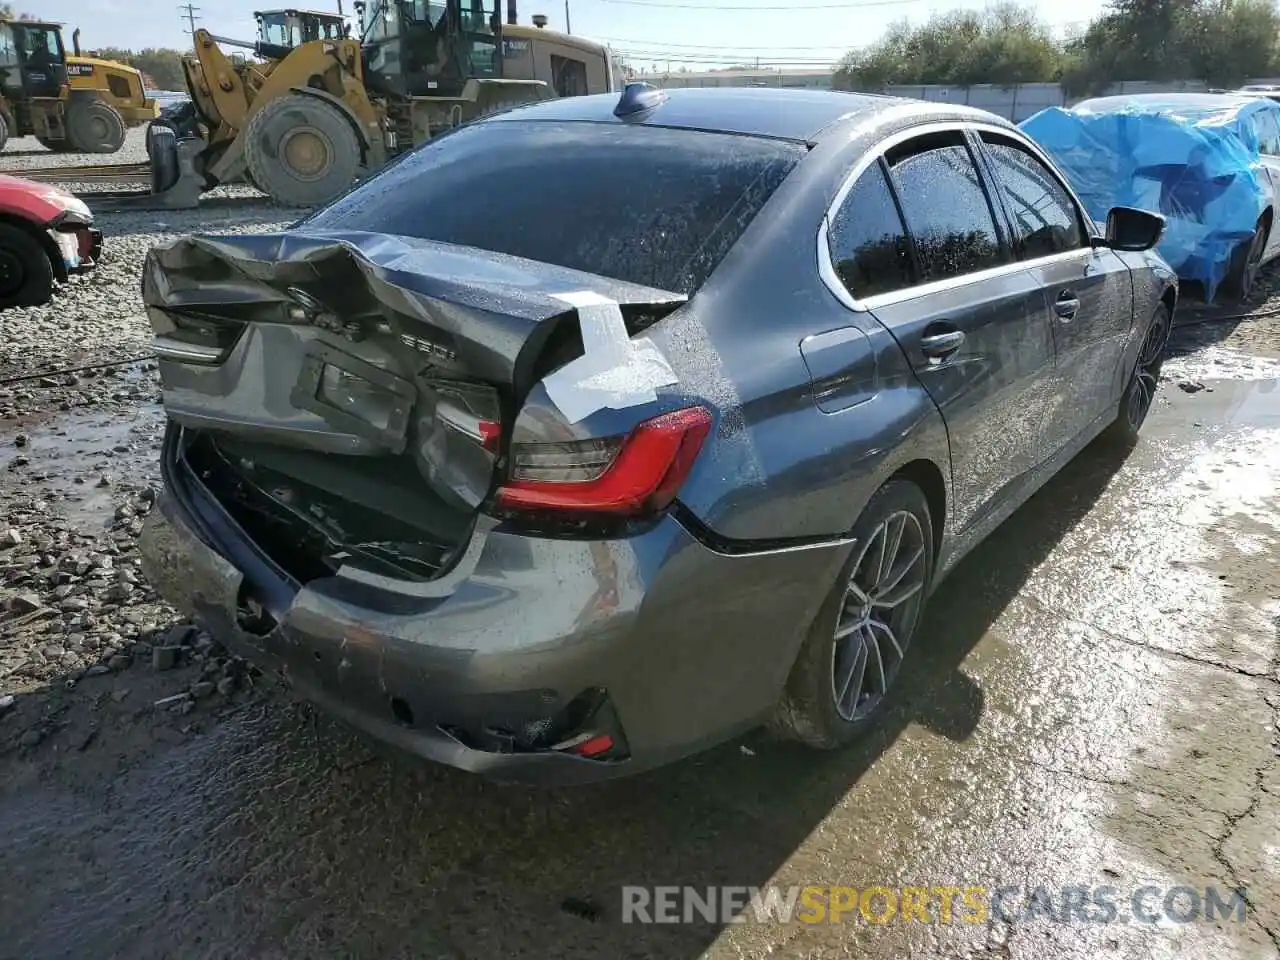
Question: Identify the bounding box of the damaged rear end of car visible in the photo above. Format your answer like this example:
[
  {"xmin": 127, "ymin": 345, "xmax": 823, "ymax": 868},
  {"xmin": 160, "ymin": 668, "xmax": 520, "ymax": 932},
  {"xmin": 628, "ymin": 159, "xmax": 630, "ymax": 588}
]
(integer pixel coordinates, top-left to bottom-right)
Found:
[
  {"xmin": 142, "ymin": 230, "xmax": 695, "ymax": 583},
  {"xmin": 139, "ymin": 230, "xmax": 710, "ymax": 775},
  {"xmin": 137, "ymin": 106, "xmax": 816, "ymax": 782}
]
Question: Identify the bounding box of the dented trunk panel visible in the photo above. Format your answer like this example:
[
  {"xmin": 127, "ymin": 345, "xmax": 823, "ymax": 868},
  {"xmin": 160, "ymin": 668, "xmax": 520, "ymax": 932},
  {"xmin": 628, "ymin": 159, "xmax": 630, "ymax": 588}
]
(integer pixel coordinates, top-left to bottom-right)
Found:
[{"xmin": 141, "ymin": 230, "xmax": 687, "ymax": 514}]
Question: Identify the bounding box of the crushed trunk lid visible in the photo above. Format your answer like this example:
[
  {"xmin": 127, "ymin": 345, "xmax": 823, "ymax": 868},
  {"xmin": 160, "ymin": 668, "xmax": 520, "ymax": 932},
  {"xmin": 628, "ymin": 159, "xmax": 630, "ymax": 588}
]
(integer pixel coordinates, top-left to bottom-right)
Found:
[{"xmin": 141, "ymin": 230, "xmax": 686, "ymax": 513}]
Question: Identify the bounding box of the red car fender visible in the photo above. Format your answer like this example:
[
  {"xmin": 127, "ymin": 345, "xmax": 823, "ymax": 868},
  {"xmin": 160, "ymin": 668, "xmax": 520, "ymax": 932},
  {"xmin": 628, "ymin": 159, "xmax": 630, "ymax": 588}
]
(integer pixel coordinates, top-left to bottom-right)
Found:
[{"xmin": 0, "ymin": 174, "xmax": 90, "ymax": 226}]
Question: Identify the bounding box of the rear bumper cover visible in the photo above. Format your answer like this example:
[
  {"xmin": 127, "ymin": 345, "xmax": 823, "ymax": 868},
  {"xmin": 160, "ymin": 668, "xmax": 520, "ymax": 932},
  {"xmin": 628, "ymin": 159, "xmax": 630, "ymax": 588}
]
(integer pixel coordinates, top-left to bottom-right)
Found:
[{"xmin": 139, "ymin": 431, "xmax": 850, "ymax": 784}]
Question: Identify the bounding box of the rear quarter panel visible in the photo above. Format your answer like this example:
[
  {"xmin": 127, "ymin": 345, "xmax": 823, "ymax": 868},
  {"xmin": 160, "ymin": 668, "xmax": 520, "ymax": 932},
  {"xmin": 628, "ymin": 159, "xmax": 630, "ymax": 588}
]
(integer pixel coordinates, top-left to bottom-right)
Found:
[{"xmin": 520, "ymin": 114, "xmax": 959, "ymax": 549}]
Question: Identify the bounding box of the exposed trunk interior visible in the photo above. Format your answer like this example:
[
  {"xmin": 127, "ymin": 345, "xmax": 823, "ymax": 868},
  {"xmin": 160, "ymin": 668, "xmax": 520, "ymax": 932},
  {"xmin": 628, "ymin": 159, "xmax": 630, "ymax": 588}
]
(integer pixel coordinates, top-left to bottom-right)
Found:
[
  {"xmin": 182, "ymin": 431, "xmax": 474, "ymax": 584},
  {"xmin": 144, "ymin": 231, "xmax": 689, "ymax": 586}
]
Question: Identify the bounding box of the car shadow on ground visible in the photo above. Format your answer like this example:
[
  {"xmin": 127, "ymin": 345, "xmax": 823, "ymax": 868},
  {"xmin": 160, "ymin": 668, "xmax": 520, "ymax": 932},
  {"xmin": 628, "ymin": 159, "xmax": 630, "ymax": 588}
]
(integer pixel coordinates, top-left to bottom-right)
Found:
[
  {"xmin": 225, "ymin": 435, "xmax": 1130, "ymax": 958},
  {"xmin": 0, "ymin": 419, "xmax": 1132, "ymax": 959}
]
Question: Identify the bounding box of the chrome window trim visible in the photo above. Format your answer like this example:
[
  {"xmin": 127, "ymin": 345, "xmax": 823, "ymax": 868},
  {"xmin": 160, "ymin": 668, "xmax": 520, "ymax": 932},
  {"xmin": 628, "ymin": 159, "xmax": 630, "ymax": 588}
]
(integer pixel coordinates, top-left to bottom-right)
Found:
[{"xmin": 818, "ymin": 119, "xmax": 1100, "ymax": 313}]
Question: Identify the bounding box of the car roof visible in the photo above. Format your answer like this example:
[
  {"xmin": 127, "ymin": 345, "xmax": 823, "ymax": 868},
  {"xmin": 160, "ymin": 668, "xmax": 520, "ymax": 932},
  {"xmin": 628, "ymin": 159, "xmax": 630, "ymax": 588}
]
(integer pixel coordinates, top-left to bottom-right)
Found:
[
  {"xmin": 1073, "ymin": 92, "xmax": 1269, "ymax": 116},
  {"xmin": 488, "ymin": 86, "xmax": 994, "ymax": 143}
]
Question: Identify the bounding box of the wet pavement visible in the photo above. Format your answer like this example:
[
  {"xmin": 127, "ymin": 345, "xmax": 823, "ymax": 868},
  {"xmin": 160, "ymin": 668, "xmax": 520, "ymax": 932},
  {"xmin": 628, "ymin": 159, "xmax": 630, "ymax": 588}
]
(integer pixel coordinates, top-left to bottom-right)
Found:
[{"xmin": 1, "ymin": 323, "xmax": 1278, "ymax": 959}]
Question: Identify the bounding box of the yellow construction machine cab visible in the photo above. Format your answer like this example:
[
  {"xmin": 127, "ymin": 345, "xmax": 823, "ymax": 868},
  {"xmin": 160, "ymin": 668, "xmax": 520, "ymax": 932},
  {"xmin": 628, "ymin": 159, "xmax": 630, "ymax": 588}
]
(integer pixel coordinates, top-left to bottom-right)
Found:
[
  {"xmin": 254, "ymin": 8, "xmax": 349, "ymax": 57},
  {"xmin": 354, "ymin": 0, "xmax": 611, "ymax": 101}
]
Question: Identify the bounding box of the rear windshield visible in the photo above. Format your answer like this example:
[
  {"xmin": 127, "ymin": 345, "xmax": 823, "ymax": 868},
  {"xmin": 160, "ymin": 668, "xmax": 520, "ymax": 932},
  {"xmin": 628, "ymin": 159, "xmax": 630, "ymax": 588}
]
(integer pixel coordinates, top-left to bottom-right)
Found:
[{"xmin": 300, "ymin": 120, "xmax": 805, "ymax": 295}]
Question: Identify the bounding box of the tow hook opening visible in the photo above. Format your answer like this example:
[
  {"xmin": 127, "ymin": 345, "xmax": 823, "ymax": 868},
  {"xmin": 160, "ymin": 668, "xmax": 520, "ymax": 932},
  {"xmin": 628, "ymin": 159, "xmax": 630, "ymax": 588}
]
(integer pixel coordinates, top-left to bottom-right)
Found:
[
  {"xmin": 435, "ymin": 687, "xmax": 630, "ymax": 762},
  {"xmin": 235, "ymin": 589, "xmax": 278, "ymax": 636},
  {"xmin": 390, "ymin": 697, "xmax": 414, "ymax": 727}
]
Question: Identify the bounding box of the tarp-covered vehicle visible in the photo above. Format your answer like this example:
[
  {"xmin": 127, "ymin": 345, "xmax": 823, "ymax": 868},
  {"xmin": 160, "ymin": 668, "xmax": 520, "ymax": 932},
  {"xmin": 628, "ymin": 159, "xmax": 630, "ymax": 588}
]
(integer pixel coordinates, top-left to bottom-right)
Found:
[{"xmin": 1022, "ymin": 93, "xmax": 1280, "ymax": 301}]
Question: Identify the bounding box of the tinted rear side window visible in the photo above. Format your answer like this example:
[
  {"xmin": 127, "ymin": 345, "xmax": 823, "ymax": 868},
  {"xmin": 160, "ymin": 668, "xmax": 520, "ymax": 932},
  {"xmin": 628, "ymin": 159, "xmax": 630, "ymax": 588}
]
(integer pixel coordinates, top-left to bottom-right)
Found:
[
  {"xmin": 828, "ymin": 161, "xmax": 914, "ymax": 299},
  {"xmin": 302, "ymin": 121, "xmax": 805, "ymax": 295},
  {"xmin": 888, "ymin": 137, "xmax": 1005, "ymax": 282}
]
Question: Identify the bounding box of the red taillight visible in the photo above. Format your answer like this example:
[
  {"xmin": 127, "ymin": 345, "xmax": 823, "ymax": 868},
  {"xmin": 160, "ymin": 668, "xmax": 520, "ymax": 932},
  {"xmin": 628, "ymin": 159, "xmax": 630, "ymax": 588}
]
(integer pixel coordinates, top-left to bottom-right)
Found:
[
  {"xmin": 572, "ymin": 734, "xmax": 615, "ymax": 757},
  {"xmin": 495, "ymin": 406, "xmax": 712, "ymax": 517}
]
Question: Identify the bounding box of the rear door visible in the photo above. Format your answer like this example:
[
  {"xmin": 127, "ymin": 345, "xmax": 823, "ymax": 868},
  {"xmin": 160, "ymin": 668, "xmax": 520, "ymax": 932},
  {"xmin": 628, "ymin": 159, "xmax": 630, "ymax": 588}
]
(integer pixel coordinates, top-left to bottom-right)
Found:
[
  {"xmin": 973, "ymin": 128, "xmax": 1133, "ymax": 441},
  {"xmin": 841, "ymin": 128, "xmax": 1059, "ymax": 531}
]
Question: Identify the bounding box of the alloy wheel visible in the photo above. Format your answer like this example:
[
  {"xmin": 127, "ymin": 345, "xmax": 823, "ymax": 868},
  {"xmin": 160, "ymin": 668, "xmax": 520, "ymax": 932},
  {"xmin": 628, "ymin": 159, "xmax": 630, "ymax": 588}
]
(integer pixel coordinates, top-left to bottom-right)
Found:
[
  {"xmin": 1127, "ymin": 309, "xmax": 1169, "ymax": 429},
  {"xmin": 830, "ymin": 510, "xmax": 928, "ymax": 722}
]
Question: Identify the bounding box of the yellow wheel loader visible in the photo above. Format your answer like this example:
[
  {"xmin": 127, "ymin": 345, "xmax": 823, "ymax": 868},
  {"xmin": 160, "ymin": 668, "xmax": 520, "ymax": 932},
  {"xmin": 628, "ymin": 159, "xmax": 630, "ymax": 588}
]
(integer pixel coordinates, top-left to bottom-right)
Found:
[
  {"xmin": 23, "ymin": 1, "xmax": 613, "ymax": 208},
  {"xmin": 0, "ymin": 18, "xmax": 138, "ymax": 153},
  {"xmin": 61, "ymin": 28, "xmax": 159, "ymax": 150}
]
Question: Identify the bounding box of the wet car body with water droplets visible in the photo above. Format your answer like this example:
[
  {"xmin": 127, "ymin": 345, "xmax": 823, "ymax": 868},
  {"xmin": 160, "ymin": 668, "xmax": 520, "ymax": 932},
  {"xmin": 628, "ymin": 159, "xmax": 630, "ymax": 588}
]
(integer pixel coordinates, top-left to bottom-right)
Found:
[{"xmin": 137, "ymin": 86, "xmax": 1178, "ymax": 783}]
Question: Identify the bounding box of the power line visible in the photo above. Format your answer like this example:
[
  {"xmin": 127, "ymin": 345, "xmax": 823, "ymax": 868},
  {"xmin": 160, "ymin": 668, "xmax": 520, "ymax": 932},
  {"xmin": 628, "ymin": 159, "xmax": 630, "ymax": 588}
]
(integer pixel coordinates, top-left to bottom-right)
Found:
[{"xmin": 583, "ymin": 0, "xmax": 922, "ymax": 9}]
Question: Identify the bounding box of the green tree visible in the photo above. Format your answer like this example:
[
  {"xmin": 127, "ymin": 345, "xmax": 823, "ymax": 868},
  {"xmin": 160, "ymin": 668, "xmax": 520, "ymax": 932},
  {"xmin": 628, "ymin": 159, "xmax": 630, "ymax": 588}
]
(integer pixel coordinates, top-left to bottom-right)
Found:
[
  {"xmin": 95, "ymin": 46, "xmax": 187, "ymax": 91},
  {"xmin": 834, "ymin": 4, "xmax": 1062, "ymax": 90},
  {"xmin": 1062, "ymin": 0, "xmax": 1280, "ymax": 94}
]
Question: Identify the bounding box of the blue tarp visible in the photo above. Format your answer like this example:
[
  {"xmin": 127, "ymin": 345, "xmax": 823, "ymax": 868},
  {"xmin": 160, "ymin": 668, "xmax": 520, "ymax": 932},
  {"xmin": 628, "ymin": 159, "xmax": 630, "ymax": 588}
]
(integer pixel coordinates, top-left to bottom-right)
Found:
[{"xmin": 1021, "ymin": 95, "xmax": 1271, "ymax": 300}]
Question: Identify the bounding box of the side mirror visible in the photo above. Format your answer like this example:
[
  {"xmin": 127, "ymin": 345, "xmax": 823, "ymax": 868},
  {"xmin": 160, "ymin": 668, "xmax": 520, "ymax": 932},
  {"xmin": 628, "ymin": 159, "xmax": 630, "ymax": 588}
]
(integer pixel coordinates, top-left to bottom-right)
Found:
[{"xmin": 1099, "ymin": 206, "xmax": 1164, "ymax": 252}]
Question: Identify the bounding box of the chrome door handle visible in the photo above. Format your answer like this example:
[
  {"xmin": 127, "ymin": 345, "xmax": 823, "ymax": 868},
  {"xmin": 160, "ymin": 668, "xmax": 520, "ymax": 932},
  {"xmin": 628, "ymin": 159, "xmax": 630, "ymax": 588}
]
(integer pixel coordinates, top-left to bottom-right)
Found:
[
  {"xmin": 920, "ymin": 329, "xmax": 965, "ymax": 359},
  {"xmin": 1054, "ymin": 293, "xmax": 1080, "ymax": 319}
]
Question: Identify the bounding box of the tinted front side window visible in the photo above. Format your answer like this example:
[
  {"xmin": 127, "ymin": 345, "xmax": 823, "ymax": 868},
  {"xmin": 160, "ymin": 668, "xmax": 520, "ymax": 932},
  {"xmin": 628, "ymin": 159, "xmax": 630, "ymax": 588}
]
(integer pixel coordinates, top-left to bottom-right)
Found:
[
  {"xmin": 889, "ymin": 140, "xmax": 1004, "ymax": 282},
  {"xmin": 981, "ymin": 136, "xmax": 1084, "ymax": 258},
  {"xmin": 828, "ymin": 161, "xmax": 913, "ymax": 299},
  {"xmin": 302, "ymin": 121, "xmax": 804, "ymax": 295}
]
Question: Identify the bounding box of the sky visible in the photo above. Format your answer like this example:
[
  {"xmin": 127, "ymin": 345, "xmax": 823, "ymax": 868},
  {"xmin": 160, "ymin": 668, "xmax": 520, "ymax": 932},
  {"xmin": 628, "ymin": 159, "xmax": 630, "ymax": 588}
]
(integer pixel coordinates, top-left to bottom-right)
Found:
[{"xmin": 42, "ymin": 0, "xmax": 1113, "ymax": 72}]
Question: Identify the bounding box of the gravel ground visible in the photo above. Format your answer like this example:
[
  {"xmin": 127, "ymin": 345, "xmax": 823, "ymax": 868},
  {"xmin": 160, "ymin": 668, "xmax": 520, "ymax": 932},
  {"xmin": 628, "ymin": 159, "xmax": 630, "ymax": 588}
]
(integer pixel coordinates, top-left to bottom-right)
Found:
[{"xmin": 1, "ymin": 133, "xmax": 294, "ymax": 755}]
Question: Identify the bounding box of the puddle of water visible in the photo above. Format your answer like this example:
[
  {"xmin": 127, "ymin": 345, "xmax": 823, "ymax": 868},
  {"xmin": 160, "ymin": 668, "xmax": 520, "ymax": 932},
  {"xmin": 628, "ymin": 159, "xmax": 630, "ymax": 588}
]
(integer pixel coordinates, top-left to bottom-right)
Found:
[
  {"xmin": 1162, "ymin": 345, "xmax": 1280, "ymax": 383},
  {"xmin": 1148, "ymin": 377, "xmax": 1280, "ymax": 438},
  {"xmin": 11, "ymin": 406, "xmax": 165, "ymax": 530}
]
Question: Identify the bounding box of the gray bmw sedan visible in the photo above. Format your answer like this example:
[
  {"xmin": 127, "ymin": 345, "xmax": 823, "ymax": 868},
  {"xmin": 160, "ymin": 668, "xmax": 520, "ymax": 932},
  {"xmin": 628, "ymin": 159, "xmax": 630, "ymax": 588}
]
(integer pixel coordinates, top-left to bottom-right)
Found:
[{"xmin": 137, "ymin": 85, "xmax": 1176, "ymax": 783}]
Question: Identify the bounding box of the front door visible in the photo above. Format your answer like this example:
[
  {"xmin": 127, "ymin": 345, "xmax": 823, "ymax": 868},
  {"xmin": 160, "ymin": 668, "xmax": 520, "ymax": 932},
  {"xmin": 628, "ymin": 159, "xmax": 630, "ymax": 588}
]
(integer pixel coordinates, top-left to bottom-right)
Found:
[
  {"xmin": 974, "ymin": 129, "xmax": 1134, "ymax": 439},
  {"xmin": 848, "ymin": 130, "xmax": 1060, "ymax": 532},
  {"xmin": 12, "ymin": 23, "xmax": 64, "ymax": 99}
]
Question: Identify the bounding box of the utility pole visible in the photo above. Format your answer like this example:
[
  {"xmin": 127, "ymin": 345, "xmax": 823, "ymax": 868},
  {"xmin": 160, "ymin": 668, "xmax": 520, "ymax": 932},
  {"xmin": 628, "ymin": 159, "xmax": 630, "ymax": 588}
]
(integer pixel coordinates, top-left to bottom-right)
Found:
[
  {"xmin": 564, "ymin": 0, "xmax": 571, "ymax": 34},
  {"xmin": 178, "ymin": 3, "xmax": 201, "ymax": 44}
]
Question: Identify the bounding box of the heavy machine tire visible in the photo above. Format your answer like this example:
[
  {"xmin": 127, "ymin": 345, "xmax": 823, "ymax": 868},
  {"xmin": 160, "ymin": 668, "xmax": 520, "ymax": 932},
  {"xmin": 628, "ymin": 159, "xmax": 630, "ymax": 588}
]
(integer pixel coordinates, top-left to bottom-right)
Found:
[
  {"xmin": 146, "ymin": 125, "xmax": 181, "ymax": 194},
  {"xmin": 244, "ymin": 93, "xmax": 361, "ymax": 208},
  {"xmin": 0, "ymin": 222, "xmax": 55, "ymax": 309},
  {"xmin": 36, "ymin": 136, "xmax": 73, "ymax": 153},
  {"xmin": 0, "ymin": 114, "xmax": 9, "ymax": 153},
  {"xmin": 66, "ymin": 97, "xmax": 127, "ymax": 153}
]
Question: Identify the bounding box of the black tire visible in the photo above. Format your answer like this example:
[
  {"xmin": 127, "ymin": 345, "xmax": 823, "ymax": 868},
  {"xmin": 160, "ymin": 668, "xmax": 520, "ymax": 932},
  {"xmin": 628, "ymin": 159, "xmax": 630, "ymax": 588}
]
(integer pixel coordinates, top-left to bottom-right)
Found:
[
  {"xmin": 1222, "ymin": 216, "xmax": 1268, "ymax": 303},
  {"xmin": 1104, "ymin": 303, "xmax": 1170, "ymax": 446},
  {"xmin": 146, "ymin": 125, "xmax": 180, "ymax": 193},
  {"xmin": 243, "ymin": 93, "xmax": 361, "ymax": 208},
  {"xmin": 36, "ymin": 136, "xmax": 72, "ymax": 153},
  {"xmin": 0, "ymin": 114, "xmax": 9, "ymax": 153},
  {"xmin": 772, "ymin": 479, "xmax": 935, "ymax": 749},
  {"xmin": 0, "ymin": 222, "xmax": 55, "ymax": 309},
  {"xmin": 66, "ymin": 97, "xmax": 127, "ymax": 153}
]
